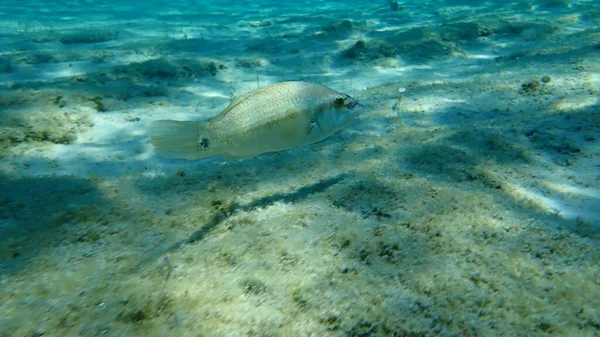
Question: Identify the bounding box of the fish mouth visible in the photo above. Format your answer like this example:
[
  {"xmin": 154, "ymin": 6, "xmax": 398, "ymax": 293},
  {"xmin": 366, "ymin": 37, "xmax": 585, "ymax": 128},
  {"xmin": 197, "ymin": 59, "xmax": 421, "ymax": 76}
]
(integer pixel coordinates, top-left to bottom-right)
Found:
[
  {"xmin": 350, "ymin": 101, "xmax": 365, "ymax": 114},
  {"xmin": 345, "ymin": 96, "xmax": 364, "ymax": 111}
]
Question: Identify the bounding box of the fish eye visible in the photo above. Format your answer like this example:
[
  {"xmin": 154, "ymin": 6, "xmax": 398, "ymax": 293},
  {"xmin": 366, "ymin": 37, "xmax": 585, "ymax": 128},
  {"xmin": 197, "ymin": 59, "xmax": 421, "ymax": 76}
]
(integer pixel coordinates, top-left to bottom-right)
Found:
[{"xmin": 334, "ymin": 96, "xmax": 345, "ymax": 108}]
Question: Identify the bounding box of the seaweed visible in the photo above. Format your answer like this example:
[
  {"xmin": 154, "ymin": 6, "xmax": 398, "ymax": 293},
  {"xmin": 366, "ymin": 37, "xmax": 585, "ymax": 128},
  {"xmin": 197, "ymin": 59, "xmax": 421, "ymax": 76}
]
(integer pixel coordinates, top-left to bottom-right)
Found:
[{"xmin": 59, "ymin": 29, "xmax": 118, "ymax": 44}]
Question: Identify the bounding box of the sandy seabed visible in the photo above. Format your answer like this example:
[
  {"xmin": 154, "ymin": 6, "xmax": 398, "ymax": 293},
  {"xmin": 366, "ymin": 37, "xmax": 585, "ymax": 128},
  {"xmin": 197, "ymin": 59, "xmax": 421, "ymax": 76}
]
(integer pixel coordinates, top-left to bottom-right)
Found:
[{"xmin": 1, "ymin": 1, "xmax": 599, "ymax": 336}]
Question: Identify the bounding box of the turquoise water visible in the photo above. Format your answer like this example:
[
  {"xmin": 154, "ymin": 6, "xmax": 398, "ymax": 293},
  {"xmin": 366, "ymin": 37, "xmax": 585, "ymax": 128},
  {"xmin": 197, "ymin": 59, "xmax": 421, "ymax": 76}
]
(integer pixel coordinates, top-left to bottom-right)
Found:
[{"xmin": 1, "ymin": 1, "xmax": 599, "ymax": 336}]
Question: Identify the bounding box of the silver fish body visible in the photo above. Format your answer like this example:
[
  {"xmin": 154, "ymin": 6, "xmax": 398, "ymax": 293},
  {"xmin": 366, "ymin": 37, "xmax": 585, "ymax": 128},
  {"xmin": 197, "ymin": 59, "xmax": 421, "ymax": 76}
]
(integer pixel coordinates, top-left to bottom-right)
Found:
[{"xmin": 148, "ymin": 81, "xmax": 363, "ymax": 160}]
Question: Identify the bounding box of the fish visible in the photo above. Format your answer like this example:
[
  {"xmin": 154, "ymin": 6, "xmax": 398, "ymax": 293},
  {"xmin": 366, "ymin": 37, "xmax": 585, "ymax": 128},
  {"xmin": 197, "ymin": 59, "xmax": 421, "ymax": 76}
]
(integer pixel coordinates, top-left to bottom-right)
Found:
[{"xmin": 148, "ymin": 81, "xmax": 364, "ymax": 160}]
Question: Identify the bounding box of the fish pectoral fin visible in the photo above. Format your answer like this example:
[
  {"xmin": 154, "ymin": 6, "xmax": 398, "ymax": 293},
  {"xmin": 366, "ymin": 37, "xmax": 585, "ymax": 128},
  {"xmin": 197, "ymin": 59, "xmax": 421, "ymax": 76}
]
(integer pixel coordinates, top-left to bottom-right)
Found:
[{"xmin": 307, "ymin": 120, "xmax": 321, "ymax": 135}]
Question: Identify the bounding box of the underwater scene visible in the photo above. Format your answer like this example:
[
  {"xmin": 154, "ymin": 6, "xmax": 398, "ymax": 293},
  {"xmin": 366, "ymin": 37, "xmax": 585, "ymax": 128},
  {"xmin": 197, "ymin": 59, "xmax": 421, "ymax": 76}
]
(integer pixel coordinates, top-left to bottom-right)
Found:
[{"xmin": 1, "ymin": 0, "xmax": 599, "ymax": 336}]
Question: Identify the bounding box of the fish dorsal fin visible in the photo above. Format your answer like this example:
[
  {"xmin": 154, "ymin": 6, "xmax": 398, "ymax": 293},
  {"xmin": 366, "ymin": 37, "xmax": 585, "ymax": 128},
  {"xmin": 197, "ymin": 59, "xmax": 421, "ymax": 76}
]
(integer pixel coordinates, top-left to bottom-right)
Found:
[{"xmin": 214, "ymin": 87, "xmax": 269, "ymax": 122}]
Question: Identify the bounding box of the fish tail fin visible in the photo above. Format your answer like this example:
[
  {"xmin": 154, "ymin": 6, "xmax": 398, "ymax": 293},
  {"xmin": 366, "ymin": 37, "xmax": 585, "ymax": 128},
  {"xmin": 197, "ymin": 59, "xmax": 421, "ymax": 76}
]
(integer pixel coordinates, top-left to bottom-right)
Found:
[{"xmin": 148, "ymin": 120, "xmax": 214, "ymax": 160}]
